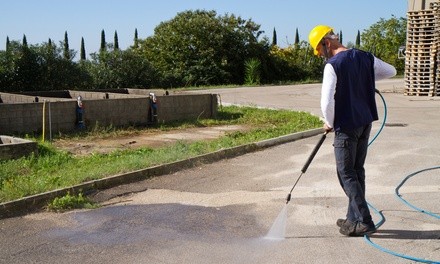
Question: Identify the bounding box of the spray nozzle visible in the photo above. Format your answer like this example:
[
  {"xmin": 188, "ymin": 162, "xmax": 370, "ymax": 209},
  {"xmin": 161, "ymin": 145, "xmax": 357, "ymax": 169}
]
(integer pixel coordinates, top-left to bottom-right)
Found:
[{"xmin": 286, "ymin": 193, "xmax": 291, "ymax": 204}]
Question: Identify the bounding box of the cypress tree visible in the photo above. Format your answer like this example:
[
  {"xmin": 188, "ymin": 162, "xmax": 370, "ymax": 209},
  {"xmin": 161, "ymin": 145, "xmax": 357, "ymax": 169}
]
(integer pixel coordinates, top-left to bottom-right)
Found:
[
  {"xmin": 100, "ymin": 29, "xmax": 106, "ymax": 52},
  {"xmin": 134, "ymin": 28, "xmax": 139, "ymax": 48},
  {"xmin": 272, "ymin": 27, "xmax": 277, "ymax": 46},
  {"xmin": 5, "ymin": 37, "xmax": 11, "ymax": 67},
  {"xmin": 63, "ymin": 31, "xmax": 70, "ymax": 60},
  {"xmin": 80, "ymin": 37, "xmax": 86, "ymax": 60},
  {"xmin": 339, "ymin": 30, "xmax": 343, "ymax": 45},
  {"xmin": 114, "ymin": 30, "xmax": 119, "ymax": 50},
  {"xmin": 48, "ymin": 38, "xmax": 52, "ymax": 47},
  {"xmin": 6, "ymin": 36, "xmax": 10, "ymax": 52},
  {"xmin": 355, "ymin": 30, "xmax": 361, "ymax": 48},
  {"xmin": 294, "ymin": 28, "xmax": 300, "ymax": 45},
  {"xmin": 22, "ymin": 34, "xmax": 28, "ymax": 48}
]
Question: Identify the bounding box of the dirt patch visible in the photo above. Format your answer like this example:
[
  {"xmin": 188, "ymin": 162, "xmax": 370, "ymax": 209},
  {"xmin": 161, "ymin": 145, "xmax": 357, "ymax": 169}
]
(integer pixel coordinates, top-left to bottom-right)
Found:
[{"xmin": 53, "ymin": 125, "xmax": 247, "ymax": 156}]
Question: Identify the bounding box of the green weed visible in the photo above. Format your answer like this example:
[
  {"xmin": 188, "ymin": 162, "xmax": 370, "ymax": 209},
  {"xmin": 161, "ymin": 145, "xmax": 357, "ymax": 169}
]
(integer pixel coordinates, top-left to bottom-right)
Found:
[{"xmin": 47, "ymin": 192, "xmax": 98, "ymax": 212}]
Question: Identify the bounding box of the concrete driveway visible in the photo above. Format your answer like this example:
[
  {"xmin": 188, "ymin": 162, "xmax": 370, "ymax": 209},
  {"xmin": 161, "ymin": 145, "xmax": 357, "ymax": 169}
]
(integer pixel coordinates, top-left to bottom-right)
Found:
[{"xmin": 0, "ymin": 79, "xmax": 439, "ymax": 264}]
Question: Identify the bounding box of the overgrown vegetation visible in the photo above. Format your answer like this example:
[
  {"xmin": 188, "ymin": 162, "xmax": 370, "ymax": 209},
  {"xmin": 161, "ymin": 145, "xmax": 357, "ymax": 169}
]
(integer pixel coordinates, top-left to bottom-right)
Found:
[{"xmin": 0, "ymin": 106, "xmax": 322, "ymax": 203}]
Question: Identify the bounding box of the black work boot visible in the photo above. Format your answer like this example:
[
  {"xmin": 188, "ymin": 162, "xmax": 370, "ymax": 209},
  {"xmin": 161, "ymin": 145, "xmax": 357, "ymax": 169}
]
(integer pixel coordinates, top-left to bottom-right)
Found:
[
  {"xmin": 336, "ymin": 218, "xmax": 348, "ymax": 227},
  {"xmin": 339, "ymin": 221, "xmax": 376, "ymax": 236}
]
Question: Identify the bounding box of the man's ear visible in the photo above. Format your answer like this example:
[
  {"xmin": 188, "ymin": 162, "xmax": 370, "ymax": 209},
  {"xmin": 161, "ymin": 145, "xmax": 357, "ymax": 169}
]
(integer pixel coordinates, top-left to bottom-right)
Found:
[{"xmin": 323, "ymin": 38, "xmax": 330, "ymax": 48}]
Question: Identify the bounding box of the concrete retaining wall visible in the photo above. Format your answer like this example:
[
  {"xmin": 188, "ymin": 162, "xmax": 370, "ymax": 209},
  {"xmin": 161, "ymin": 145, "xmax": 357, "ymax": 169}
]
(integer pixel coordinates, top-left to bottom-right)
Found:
[
  {"xmin": 0, "ymin": 136, "xmax": 38, "ymax": 160},
  {"xmin": 0, "ymin": 91, "xmax": 218, "ymax": 135},
  {"xmin": 158, "ymin": 94, "xmax": 217, "ymax": 122}
]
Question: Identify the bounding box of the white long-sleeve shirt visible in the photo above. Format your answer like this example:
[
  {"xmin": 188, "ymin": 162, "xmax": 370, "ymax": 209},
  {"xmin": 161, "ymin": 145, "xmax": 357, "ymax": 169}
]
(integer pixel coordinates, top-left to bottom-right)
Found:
[{"xmin": 321, "ymin": 55, "xmax": 397, "ymax": 129}]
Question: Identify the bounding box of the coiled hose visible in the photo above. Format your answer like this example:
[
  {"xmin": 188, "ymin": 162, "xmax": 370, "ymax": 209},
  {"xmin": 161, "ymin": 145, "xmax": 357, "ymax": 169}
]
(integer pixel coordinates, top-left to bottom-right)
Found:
[{"xmin": 365, "ymin": 90, "xmax": 439, "ymax": 264}]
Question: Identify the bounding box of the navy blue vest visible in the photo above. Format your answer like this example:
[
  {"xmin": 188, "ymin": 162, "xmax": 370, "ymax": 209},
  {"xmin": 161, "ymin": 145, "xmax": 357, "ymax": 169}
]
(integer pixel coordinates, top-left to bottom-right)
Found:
[{"xmin": 327, "ymin": 49, "xmax": 378, "ymax": 131}]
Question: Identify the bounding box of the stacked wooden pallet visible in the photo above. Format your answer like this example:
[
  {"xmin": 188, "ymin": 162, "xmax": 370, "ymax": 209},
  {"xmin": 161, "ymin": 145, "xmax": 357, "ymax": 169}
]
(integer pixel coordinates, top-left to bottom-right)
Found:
[
  {"xmin": 404, "ymin": 8, "xmax": 438, "ymax": 96},
  {"xmin": 432, "ymin": 1, "xmax": 440, "ymax": 96}
]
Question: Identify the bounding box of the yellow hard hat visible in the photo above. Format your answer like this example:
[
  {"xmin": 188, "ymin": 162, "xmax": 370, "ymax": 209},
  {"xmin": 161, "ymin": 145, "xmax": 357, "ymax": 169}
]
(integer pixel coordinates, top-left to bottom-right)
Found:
[{"xmin": 308, "ymin": 25, "xmax": 333, "ymax": 56}]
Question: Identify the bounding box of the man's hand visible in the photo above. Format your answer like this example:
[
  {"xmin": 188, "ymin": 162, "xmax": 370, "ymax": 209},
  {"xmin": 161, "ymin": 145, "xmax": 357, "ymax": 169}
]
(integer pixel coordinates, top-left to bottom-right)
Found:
[{"xmin": 323, "ymin": 124, "xmax": 333, "ymax": 133}]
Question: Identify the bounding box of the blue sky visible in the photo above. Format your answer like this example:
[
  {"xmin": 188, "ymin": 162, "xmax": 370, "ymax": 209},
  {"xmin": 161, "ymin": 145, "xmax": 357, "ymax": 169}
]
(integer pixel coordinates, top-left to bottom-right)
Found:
[{"xmin": 0, "ymin": 0, "xmax": 407, "ymax": 57}]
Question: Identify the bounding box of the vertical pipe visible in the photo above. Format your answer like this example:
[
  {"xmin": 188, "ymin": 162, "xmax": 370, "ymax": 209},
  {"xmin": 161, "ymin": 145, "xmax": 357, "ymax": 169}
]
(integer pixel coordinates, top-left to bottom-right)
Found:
[
  {"xmin": 42, "ymin": 100, "xmax": 46, "ymax": 142},
  {"xmin": 48, "ymin": 101, "xmax": 52, "ymax": 141}
]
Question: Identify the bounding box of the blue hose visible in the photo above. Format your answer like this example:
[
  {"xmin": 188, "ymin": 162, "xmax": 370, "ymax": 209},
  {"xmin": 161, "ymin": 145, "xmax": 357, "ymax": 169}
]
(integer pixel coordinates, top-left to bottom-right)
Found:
[
  {"xmin": 368, "ymin": 89, "xmax": 388, "ymax": 146},
  {"xmin": 395, "ymin": 166, "xmax": 440, "ymax": 220},
  {"xmin": 363, "ymin": 91, "xmax": 440, "ymax": 264}
]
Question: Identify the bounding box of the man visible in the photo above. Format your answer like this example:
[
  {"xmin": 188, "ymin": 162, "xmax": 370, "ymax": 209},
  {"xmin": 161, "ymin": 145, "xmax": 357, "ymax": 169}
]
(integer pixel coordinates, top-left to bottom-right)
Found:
[{"xmin": 308, "ymin": 25, "xmax": 396, "ymax": 236}]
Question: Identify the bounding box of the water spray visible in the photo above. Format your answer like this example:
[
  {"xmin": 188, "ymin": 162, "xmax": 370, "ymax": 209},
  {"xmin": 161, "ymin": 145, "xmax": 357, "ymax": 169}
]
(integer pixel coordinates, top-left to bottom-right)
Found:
[{"xmin": 265, "ymin": 131, "xmax": 328, "ymax": 240}]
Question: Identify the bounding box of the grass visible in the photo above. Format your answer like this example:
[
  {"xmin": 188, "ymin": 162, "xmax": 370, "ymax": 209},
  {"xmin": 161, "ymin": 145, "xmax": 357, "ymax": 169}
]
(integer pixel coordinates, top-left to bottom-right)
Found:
[
  {"xmin": 0, "ymin": 105, "xmax": 322, "ymax": 203},
  {"xmin": 47, "ymin": 192, "xmax": 98, "ymax": 212}
]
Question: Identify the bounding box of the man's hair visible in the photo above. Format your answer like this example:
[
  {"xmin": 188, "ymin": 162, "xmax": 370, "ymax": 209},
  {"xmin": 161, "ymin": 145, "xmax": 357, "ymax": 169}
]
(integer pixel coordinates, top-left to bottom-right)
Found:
[{"xmin": 324, "ymin": 31, "xmax": 339, "ymax": 40}]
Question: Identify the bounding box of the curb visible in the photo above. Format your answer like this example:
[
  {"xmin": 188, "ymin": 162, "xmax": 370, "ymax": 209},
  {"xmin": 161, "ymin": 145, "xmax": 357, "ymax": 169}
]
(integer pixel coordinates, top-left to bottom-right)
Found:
[{"xmin": 0, "ymin": 128, "xmax": 323, "ymax": 219}]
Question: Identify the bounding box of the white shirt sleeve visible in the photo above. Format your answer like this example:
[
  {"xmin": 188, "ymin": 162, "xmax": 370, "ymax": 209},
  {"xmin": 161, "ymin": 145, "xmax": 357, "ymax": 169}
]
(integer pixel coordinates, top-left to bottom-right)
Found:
[
  {"xmin": 374, "ymin": 57, "xmax": 397, "ymax": 80},
  {"xmin": 321, "ymin": 63, "xmax": 336, "ymax": 129}
]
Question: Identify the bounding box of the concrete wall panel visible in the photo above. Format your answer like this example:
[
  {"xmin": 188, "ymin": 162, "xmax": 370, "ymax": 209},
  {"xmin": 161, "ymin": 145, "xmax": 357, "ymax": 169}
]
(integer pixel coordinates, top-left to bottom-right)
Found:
[{"xmin": 0, "ymin": 91, "xmax": 218, "ymax": 135}]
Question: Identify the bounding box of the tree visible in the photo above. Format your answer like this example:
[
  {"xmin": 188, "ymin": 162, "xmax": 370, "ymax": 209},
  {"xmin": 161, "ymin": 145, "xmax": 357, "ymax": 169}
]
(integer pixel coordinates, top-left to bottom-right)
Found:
[
  {"xmin": 0, "ymin": 38, "xmax": 14, "ymax": 90},
  {"xmin": 114, "ymin": 30, "xmax": 119, "ymax": 50},
  {"xmin": 63, "ymin": 31, "xmax": 70, "ymax": 60},
  {"xmin": 140, "ymin": 10, "xmax": 267, "ymax": 87},
  {"xmin": 6, "ymin": 36, "xmax": 10, "ymax": 52},
  {"xmin": 1, "ymin": 39, "xmax": 41, "ymax": 91},
  {"xmin": 361, "ymin": 15, "xmax": 406, "ymax": 74},
  {"xmin": 355, "ymin": 30, "xmax": 361, "ymax": 48},
  {"xmin": 272, "ymin": 27, "xmax": 277, "ymax": 46},
  {"xmin": 34, "ymin": 40, "xmax": 89, "ymax": 91},
  {"xmin": 133, "ymin": 28, "xmax": 139, "ymax": 48},
  {"xmin": 88, "ymin": 49, "xmax": 157, "ymax": 89},
  {"xmin": 294, "ymin": 28, "xmax": 299, "ymax": 45},
  {"xmin": 100, "ymin": 29, "xmax": 106, "ymax": 52},
  {"xmin": 267, "ymin": 41, "xmax": 323, "ymax": 83},
  {"xmin": 339, "ymin": 30, "xmax": 343, "ymax": 45},
  {"xmin": 39, "ymin": 40, "xmax": 62, "ymax": 90},
  {"xmin": 80, "ymin": 37, "xmax": 86, "ymax": 61},
  {"xmin": 9, "ymin": 38, "xmax": 41, "ymax": 91},
  {"xmin": 22, "ymin": 34, "xmax": 28, "ymax": 48}
]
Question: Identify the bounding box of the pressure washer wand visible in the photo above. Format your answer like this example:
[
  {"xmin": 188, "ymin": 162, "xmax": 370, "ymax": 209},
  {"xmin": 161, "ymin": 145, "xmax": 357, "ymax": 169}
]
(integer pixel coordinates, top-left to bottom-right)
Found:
[{"xmin": 286, "ymin": 131, "xmax": 328, "ymax": 204}]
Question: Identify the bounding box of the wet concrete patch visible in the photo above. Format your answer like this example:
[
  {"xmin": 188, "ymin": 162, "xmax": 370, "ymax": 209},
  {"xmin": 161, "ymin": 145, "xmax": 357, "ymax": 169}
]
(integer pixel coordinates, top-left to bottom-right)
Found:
[{"xmin": 47, "ymin": 203, "xmax": 265, "ymax": 246}]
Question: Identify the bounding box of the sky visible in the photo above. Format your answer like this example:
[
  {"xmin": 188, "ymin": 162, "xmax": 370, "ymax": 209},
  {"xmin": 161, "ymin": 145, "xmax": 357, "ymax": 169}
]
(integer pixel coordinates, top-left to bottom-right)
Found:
[{"xmin": 0, "ymin": 0, "xmax": 407, "ymax": 57}]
